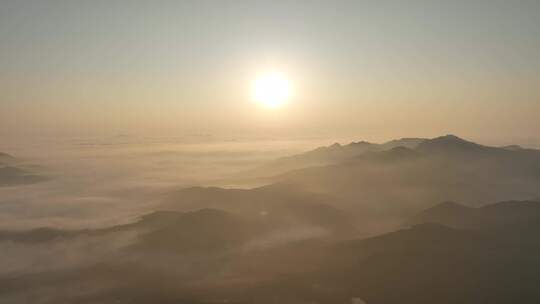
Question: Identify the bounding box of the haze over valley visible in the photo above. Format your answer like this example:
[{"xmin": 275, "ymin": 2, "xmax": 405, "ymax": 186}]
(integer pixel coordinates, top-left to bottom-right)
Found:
[
  {"xmin": 2, "ymin": 1, "xmax": 540, "ymax": 303},
  {"xmin": 2, "ymin": 135, "xmax": 540, "ymax": 303}
]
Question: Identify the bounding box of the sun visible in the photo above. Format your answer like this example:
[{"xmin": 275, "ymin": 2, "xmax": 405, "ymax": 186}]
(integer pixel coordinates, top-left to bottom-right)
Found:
[{"xmin": 251, "ymin": 72, "xmax": 292, "ymax": 108}]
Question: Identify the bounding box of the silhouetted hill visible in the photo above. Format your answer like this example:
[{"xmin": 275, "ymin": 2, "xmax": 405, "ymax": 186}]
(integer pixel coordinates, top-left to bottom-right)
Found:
[
  {"xmin": 0, "ymin": 210, "xmax": 194, "ymax": 244},
  {"xmin": 160, "ymin": 184, "xmax": 356, "ymax": 236},
  {"xmin": 247, "ymin": 141, "xmax": 379, "ymax": 177},
  {"xmin": 0, "ymin": 152, "xmax": 16, "ymax": 165},
  {"xmin": 216, "ymin": 135, "xmax": 540, "ymax": 235},
  {"xmin": 269, "ymin": 135, "xmax": 540, "ymax": 223},
  {"xmin": 132, "ymin": 208, "xmax": 261, "ymax": 254},
  {"xmin": 245, "ymin": 138, "xmax": 427, "ymax": 178},
  {"xmin": 408, "ymin": 199, "xmax": 540, "ymax": 231},
  {"xmin": 4, "ymin": 198, "xmax": 540, "ymax": 304},
  {"xmin": 416, "ymin": 134, "xmax": 503, "ymax": 156},
  {"xmin": 0, "ymin": 166, "xmax": 47, "ymax": 186},
  {"xmin": 238, "ymin": 215, "xmax": 540, "ymax": 304},
  {"xmin": 0, "ymin": 152, "xmax": 48, "ymax": 186},
  {"xmin": 302, "ymin": 223, "xmax": 535, "ymax": 304}
]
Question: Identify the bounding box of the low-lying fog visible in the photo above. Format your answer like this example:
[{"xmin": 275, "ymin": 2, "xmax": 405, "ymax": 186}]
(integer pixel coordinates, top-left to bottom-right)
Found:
[{"xmin": 0, "ymin": 136, "xmax": 328, "ymax": 230}]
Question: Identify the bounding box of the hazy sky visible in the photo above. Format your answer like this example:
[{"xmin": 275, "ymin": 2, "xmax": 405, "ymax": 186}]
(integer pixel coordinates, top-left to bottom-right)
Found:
[{"xmin": 1, "ymin": 0, "xmax": 540, "ymax": 144}]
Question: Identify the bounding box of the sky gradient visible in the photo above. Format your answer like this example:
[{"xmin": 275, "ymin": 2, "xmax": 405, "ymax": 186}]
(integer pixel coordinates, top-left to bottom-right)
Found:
[{"xmin": 1, "ymin": 0, "xmax": 540, "ymax": 145}]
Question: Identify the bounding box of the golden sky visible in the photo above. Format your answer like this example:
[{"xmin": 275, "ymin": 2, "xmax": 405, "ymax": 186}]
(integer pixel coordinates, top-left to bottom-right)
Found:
[{"xmin": 1, "ymin": 0, "xmax": 539, "ymax": 145}]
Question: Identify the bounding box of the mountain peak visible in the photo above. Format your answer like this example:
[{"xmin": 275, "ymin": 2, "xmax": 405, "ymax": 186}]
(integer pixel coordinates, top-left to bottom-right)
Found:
[
  {"xmin": 0, "ymin": 152, "xmax": 14, "ymax": 158},
  {"xmin": 434, "ymin": 134, "xmax": 469, "ymax": 143},
  {"xmin": 0, "ymin": 152, "xmax": 17, "ymax": 165},
  {"xmin": 416, "ymin": 135, "xmax": 491, "ymax": 155},
  {"xmin": 348, "ymin": 140, "xmax": 373, "ymax": 146}
]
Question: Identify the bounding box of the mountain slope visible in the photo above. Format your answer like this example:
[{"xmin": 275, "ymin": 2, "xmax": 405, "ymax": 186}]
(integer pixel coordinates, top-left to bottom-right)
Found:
[
  {"xmin": 245, "ymin": 137, "xmax": 427, "ymax": 178},
  {"xmin": 272, "ymin": 135, "xmax": 540, "ymax": 214},
  {"xmin": 0, "ymin": 166, "xmax": 47, "ymax": 186},
  {"xmin": 160, "ymin": 183, "xmax": 356, "ymax": 236},
  {"xmin": 310, "ymin": 223, "xmax": 540, "ymax": 304},
  {"xmin": 132, "ymin": 208, "xmax": 262, "ymax": 254},
  {"xmin": 0, "ymin": 152, "xmax": 16, "ymax": 165},
  {"xmin": 407, "ymin": 200, "xmax": 540, "ymax": 231},
  {"xmin": 0, "ymin": 152, "xmax": 48, "ymax": 186}
]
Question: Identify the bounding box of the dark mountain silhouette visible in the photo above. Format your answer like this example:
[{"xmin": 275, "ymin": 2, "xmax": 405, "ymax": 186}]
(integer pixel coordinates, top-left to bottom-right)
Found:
[
  {"xmin": 306, "ymin": 223, "xmax": 540, "ymax": 304},
  {"xmin": 160, "ymin": 183, "xmax": 356, "ymax": 236},
  {"xmin": 0, "ymin": 152, "xmax": 16, "ymax": 165},
  {"xmin": 407, "ymin": 199, "xmax": 540, "ymax": 231},
  {"xmin": 0, "ymin": 209, "xmax": 246, "ymax": 245},
  {"xmin": 269, "ymin": 135, "xmax": 540, "ymax": 222},
  {"xmin": 0, "ymin": 200, "xmax": 348, "ymax": 251},
  {"xmin": 0, "ymin": 152, "xmax": 48, "ymax": 186},
  {"xmin": 0, "ymin": 209, "xmax": 196, "ymax": 244},
  {"xmin": 416, "ymin": 134, "xmax": 494, "ymax": 154},
  {"xmin": 224, "ymin": 203, "xmax": 540, "ymax": 304},
  {"xmin": 247, "ymin": 141, "xmax": 379, "ymax": 177},
  {"xmin": 131, "ymin": 208, "xmax": 264, "ymax": 254},
  {"xmin": 4, "ymin": 199, "xmax": 540, "ymax": 304},
  {"xmin": 0, "ymin": 165, "xmax": 47, "ymax": 186},
  {"xmin": 245, "ymin": 138, "xmax": 427, "ymax": 178}
]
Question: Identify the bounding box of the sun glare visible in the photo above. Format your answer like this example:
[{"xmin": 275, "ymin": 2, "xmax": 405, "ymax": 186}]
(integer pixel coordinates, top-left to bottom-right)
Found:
[{"xmin": 252, "ymin": 72, "xmax": 292, "ymax": 108}]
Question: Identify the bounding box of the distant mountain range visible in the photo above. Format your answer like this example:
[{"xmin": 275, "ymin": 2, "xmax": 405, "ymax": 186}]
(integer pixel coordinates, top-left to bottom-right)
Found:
[
  {"xmin": 162, "ymin": 135, "xmax": 540, "ymax": 235},
  {"xmin": 270, "ymin": 134, "xmax": 536, "ymax": 171},
  {"xmin": 3, "ymin": 135, "xmax": 540, "ymax": 303},
  {"xmin": 272, "ymin": 135, "xmax": 540, "ymax": 212},
  {"xmin": 248, "ymin": 137, "xmax": 426, "ymax": 176}
]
